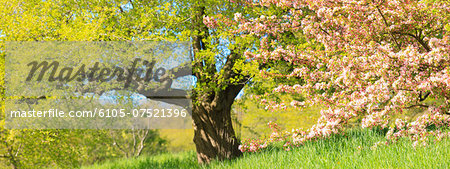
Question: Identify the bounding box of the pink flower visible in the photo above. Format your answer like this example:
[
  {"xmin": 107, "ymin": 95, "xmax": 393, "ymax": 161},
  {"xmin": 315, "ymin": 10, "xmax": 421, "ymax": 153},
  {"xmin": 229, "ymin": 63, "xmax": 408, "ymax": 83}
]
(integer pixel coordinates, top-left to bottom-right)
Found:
[{"xmin": 234, "ymin": 12, "xmax": 242, "ymax": 21}]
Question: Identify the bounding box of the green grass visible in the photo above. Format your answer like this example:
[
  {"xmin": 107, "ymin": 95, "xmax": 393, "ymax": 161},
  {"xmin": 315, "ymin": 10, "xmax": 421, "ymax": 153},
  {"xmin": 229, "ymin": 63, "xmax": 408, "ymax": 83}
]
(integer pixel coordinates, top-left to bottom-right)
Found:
[{"xmin": 83, "ymin": 129, "xmax": 449, "ymax": 169}]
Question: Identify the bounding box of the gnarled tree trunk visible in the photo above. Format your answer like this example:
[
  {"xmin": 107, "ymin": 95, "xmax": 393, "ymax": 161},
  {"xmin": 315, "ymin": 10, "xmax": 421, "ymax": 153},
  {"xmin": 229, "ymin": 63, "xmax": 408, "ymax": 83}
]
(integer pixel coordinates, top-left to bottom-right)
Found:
[
  {"xmin": 192, "ymin": 84, "xmax": 244, "ymax": 164},
  {"xmin": 190, "ymin": 1, "xmax": 247, "ymax": 163}
]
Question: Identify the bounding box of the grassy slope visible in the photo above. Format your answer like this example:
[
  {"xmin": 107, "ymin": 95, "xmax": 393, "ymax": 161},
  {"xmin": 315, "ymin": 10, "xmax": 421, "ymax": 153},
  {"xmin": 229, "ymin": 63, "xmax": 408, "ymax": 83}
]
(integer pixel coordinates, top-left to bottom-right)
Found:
[{"xmin": 83, "ymin": 129, "xmax": 449, "ymax": 169}]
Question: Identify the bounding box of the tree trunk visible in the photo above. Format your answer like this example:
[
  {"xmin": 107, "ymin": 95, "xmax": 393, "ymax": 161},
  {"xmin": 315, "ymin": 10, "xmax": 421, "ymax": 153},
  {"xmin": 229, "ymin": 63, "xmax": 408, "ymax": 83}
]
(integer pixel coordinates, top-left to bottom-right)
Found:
[
  {"xmin": 190, "ymin": 0, "xmax": 246, "ymax": 163},
  {"xmin": 192, "ymin": 84, "xmax": 243, "ymax": 164}
]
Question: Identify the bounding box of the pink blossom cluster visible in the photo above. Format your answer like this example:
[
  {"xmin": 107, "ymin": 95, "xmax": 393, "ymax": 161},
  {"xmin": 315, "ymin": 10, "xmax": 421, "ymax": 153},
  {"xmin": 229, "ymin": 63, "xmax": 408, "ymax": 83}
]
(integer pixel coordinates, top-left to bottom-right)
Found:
[
  {"xmin": 361, "ymin": 110, "xmax": 390, "ymax": 129},
  {"xmin": 385, "ymin": 109, "xmax": 450, "ymax": 147},
  {"xmin": 239, "ymin": 112, "xmax": 448, "ymax": 153},
  {"xmin": 239, "ymin": 122, "xmax": 299, "ymax": 152},
  {"xmin": 202, "ymin": 16, "xmax": 218, "ymax": 29},
  {"xmin": 290, "ymin": 100, "xmax": 306, "ymax": 108},
  {"xmin": 203, "ymin": 14, "xmax": 236, "ymax": 29},
  {"xmin": 264, "ymin": 101, "xmax": 287, "ymax": 111},
  {"xmin": 238, "ymin": 138, "xmax": 268, "ymax": 152},
  {"xmin": 292, "ymin": 108, "xmax": 354, "ymax": 145}
]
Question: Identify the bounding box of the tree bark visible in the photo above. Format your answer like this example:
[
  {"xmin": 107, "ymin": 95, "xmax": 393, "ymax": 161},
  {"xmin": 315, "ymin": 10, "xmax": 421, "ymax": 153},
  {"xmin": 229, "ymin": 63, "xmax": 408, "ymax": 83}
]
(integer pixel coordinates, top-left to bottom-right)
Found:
[{"xmin": 192, "ymin": 84, "xmax": 244, "ymax": 164}]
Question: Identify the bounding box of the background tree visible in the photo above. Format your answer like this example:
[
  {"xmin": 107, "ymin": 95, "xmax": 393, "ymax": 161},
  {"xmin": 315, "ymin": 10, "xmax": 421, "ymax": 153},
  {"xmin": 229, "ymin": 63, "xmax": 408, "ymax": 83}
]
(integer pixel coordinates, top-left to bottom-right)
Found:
[
  {"xmin": 0, "ymin": 0, "xmax": 174, "ymax": 168},
  {"xmin": 0, "ymin": 0, "xmax": 268, "ymax": 164}
]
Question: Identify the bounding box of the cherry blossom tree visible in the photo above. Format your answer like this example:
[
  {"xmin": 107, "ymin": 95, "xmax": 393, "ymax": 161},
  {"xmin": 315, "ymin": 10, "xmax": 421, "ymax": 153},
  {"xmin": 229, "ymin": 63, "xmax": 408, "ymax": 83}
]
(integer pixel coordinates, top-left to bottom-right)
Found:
[{"xmin": 230, "ymin": 0, "xmax": 449, "ymax": 148}]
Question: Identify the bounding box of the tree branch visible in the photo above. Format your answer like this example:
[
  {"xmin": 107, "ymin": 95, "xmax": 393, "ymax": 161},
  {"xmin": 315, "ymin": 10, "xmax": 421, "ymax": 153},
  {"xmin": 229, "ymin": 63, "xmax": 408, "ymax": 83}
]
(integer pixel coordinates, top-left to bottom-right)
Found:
[
  {"xmin": 14, "ymin": 143, "xmax": 22, "ymax": 157},
  {"xmin": 192, "ymin": 2, "xmax": 211, "ymax": 80},
  {"xmin": 404, "ymin": 104, "xmax": 429, "ymax": 109},
  {"xmin": 419, "ymin": 91, "xmax": 431, "ymax": 102},
  {"xmin": 375, "ymin": 5, "xmax": 401, "ymax": 50},
  {"xmin": 132, "ymin": 129, "xmax": 137, "ymax": 156},
  {"xmin": 128, "ymin": 0, "xmax": 134, "ymax": 9},
  {"xmin": 136, "ymin": 129, "xmax": 149, "ymax": 157},
  {"xmin": 391, "ymin": 31, "xmax": 431, "ymax": 52},
  {"xmin": 112, "ymin": 132, "xmax": 129, "ymax": 158}
]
